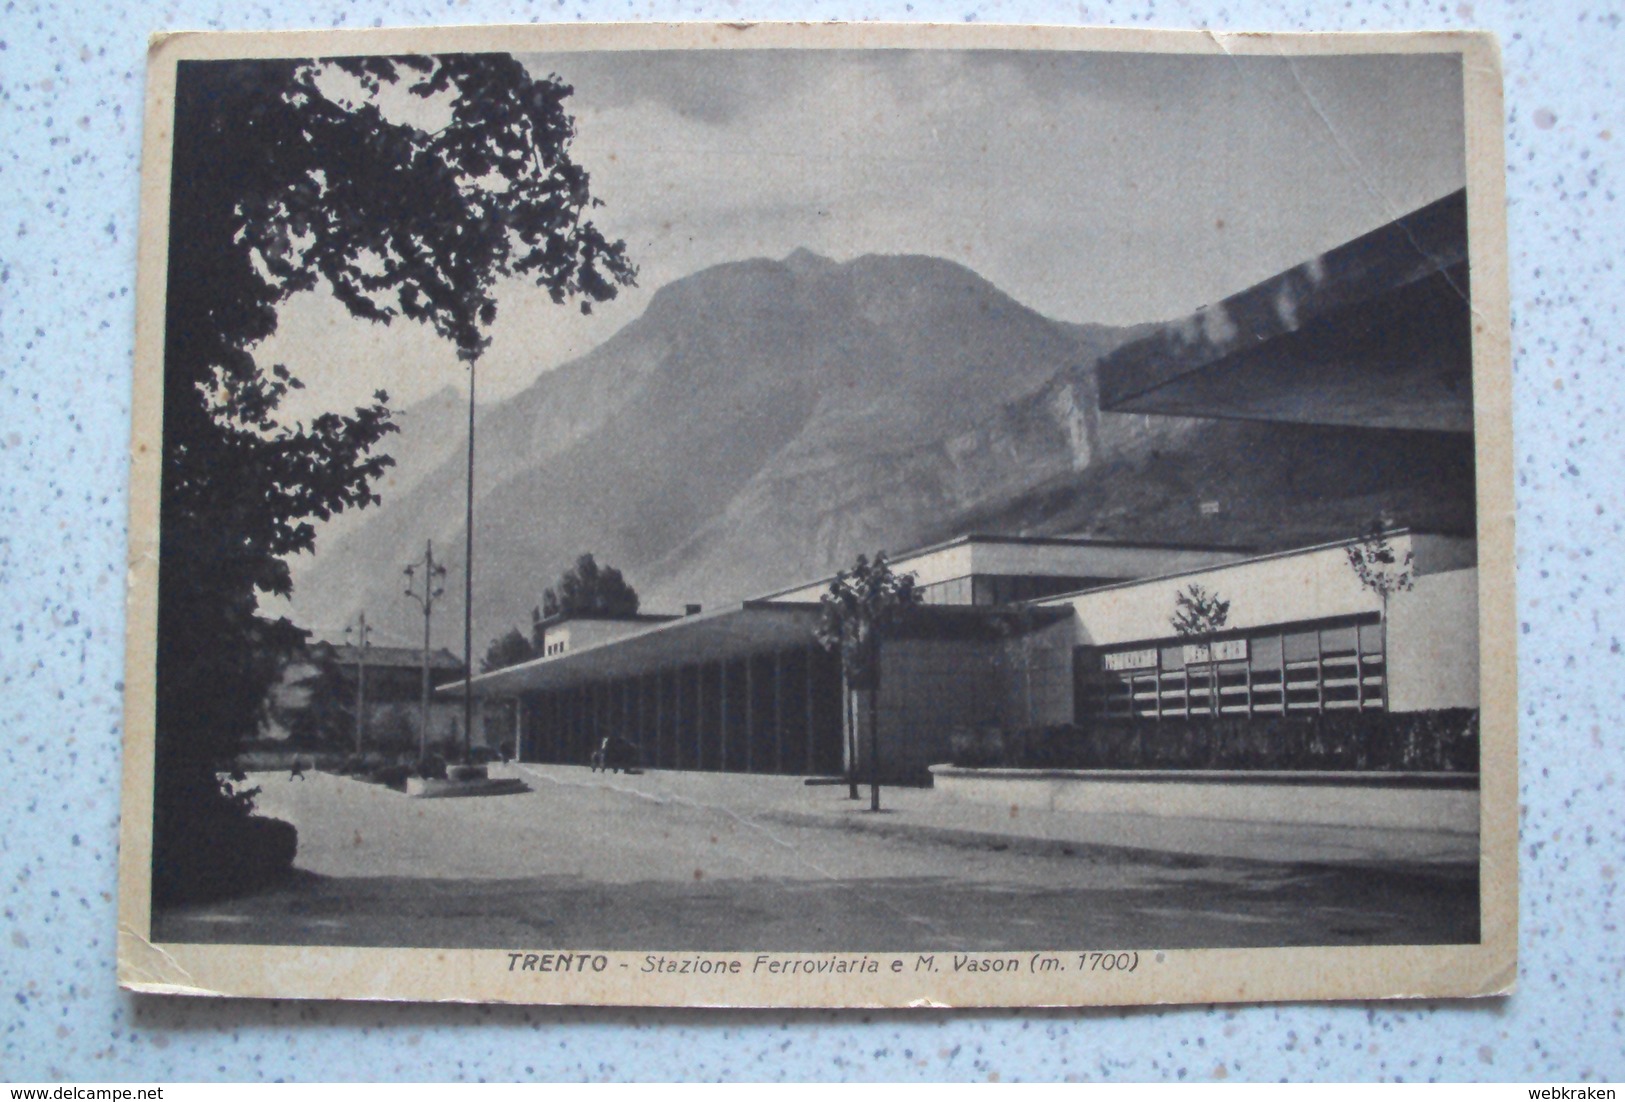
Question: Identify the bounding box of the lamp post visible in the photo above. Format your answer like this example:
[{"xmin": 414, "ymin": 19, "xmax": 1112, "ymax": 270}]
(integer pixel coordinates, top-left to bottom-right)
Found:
[
  {"xmin": 343, "ymin": 611, "xmax": 371, "ymax": 756},
  {"xmin": 461, "ymin": 357, "xmax": 477, "ymax": 765},
  {"xmin": 404, "ymin": 540, "xmax": 448, "ymax": 762}
]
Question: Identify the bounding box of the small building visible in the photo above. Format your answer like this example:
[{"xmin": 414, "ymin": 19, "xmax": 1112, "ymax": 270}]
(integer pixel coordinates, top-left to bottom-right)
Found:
[
  {"xmin": 533, "ymin": 612, "xmax": 682, "ymax": 659},
  {"xmin": 264, "ymin": 641, "xmax": 467, "ymax": 753}
]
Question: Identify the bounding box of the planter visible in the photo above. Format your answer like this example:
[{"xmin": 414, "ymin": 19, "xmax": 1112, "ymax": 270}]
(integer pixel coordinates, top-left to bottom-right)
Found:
[
  {"xmin": 404, "ymin": 774, "xmax": 527, "ymax": 798},
  {"xmin": 928, "ymin": 765, "xmax": 1478, "ymax": 834}
]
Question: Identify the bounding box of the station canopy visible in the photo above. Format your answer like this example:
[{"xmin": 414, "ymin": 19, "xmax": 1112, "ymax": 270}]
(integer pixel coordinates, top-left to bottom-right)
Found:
[
  {"xmin": 1096, "ymin": 188, "xmax": 1472, "ymax": 433},
  {"xmin": 445, "ymin": 601, "xmax": 1072, "ymax": 698}
]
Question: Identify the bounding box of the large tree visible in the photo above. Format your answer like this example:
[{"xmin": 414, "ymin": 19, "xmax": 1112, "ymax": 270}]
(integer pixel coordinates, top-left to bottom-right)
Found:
[
  {"xmin": 482, "ymin": 627, "xmax": 538, "ymax": 674},
  {"xmin": 539, "ymin": 553, "xmax": 641, "ymax": 620},
  {"xmin": 155, "ymin": 54, "xmax": 634, "ymax": 897}
]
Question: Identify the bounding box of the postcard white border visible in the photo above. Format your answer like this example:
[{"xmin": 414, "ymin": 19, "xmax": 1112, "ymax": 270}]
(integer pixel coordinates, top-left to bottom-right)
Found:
[{"xmin": 119, "ymin": 21, "xmax": 1515, "ymax": 1008}]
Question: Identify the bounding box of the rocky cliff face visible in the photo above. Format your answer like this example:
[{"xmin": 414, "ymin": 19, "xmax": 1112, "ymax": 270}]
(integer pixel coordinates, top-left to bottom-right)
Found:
[{"xmin": 286, "ymin": 250, "xmax": 1476, "ymax": 654}]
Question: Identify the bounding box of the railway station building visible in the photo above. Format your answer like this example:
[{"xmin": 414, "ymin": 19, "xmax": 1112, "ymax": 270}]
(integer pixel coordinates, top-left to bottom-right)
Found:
[{"xmin": 452, "ymin": 188, "xmax": 1481, "ymax": 781}]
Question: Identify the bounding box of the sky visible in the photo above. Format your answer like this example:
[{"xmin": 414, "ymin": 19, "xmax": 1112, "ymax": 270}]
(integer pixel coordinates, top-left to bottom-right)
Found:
[{"xmin": 259, "ymin": 47, "xmax": 1466, "ymax": 424}]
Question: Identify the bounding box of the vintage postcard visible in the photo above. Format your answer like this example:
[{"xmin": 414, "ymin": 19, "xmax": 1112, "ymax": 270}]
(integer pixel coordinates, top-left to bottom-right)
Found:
[{"xmin": 119, "ymin": 21, "xmax": 1515, "ymax": 1007}]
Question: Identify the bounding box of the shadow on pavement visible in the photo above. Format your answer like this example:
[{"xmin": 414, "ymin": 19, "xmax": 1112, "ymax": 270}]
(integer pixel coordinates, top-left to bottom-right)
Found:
[{"xmin": 152, "ymin": 862, "xmax": 1478, "ymax": 952}]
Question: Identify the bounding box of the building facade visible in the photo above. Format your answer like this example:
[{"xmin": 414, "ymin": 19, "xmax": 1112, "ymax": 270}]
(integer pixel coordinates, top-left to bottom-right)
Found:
[
  {"xmin": 264, "ymin": 642, "xmax": 468, "ymax": 753},
  {"xmin": 458, "ymin": 529, "xmax": 1478, "ymax": 781}
]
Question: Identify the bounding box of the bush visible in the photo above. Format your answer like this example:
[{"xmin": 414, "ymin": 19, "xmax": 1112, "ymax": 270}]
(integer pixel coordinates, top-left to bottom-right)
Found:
[
  {"xmin": 448, "ymin": 763, "xmax": 488, "ymax": 782},
  {"xmin": 367, "ymin": 763, "xmax": 413, "ymax": 790},
  {"xmin": 152, "ymin": 810, "xmax": 298, "ymax": 906},
  {"xmin": 948, "ymin": 727, "xmax": 1010, "ymax": 768},
  {"xmin": 415, "ymin": 754, "xmax": 448, "ymax": 780},
  {"xmin": 948, "ymin": 709, "xmax": 1479, "ymax": 773}
]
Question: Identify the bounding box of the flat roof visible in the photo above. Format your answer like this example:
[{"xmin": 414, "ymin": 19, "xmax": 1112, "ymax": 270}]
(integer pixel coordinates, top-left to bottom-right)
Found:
[
  {"xmin": 753, "ymin": 531, "xmax": 1253, "ymax": 603},
  {"xmin": 535, "ymin": 611, "xmax": 681, "ymax": 629},
  {"xmin": 447, "ymin": 601, "xmax": 1073, "ymax": 697},
  {"xmin": 1028, "ymin": 528, "xmax": 1474, "ymax": 606},
  {"xmin": 448, "ymin": 602, "xmax": 823, "ymax": 697}
]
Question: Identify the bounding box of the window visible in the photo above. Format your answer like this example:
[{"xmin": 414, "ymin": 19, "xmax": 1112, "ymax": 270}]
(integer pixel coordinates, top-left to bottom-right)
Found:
[
  {"xmin": 918, "ymin": 576, "xmax": 973, "ymax": 605},
  {"xmin": 1075, "ymin": 614, "xmax": 1385, "ymax": 722}
]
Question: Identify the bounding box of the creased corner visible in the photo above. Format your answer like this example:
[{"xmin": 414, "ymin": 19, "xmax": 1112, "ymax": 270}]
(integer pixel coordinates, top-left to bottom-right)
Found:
[
  {"xmin": 118, "ymin": 924, "xmax": 221, "ymax": 997},
  {"xmin": 1202, "ymin": 28, "xmax": 1238, "ymax": 58},
  {"xmin": 1477, "ymin": 953, "xmax": 1518, "ymax": 998},
  {"xmin": 148, "ymin": 31, "xmax": 200, "ymax": 57}
]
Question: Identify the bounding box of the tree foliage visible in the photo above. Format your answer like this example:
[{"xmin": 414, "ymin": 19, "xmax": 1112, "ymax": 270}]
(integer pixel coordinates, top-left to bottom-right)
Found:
[
  {"xmin": 482, "ymin": 554, "xmax": 640, "ymax": 671},
  {"xmin": 1169, "ymin": 583, "xmax": 1231, "ymax": 640},
  {"xmin": 539, "ymin": 554, "xmax": 641, "ymax": 620},
  {"xmin": 482, "ymin": 627, "xmax": 538, "ymax": 674},
  {"xmin": 813, "ymin": 553, "xmax": 920, "ymax": 692},
  {"xmin": 263, "ymin": 648, "xmax": 354, "ymax": 749},
  {"xmin": 1345, "ymin": 517, "xmax": 1415, "ymax": 610},
  {"xmin": 814, "ymin": 552, "xmax": 920, "ymax": 809},
  {"xmin": 155, "ymin": 54, "xmax": 634, "ymax": 888}
]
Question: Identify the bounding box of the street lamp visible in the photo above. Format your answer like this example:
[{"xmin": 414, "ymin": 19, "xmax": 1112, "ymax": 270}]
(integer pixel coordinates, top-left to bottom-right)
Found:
[
  {"xmin": 461, "ymin": 356, "xmax": 478, "ymax": 766},
  {"xmin": 404, "ymin": 541, "xmax": 448, "ymax": 762},
  {"xmin": 343, "ymin": 612, "xmax": 372, "ymax": 756}
]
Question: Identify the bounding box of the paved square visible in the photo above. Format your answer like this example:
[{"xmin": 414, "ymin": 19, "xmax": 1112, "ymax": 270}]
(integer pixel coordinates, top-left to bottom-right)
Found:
[{"xmin": 153, "ymin": 768, "xmax": 1479, "ymax": 951}]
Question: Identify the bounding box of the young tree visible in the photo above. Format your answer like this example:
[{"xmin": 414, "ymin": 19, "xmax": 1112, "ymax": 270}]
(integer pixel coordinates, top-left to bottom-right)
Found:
[
  {"xmin": 814, "ymin": 553, "xmax": 920, "ymax": 811},
  {"xmin": 154, "ymin": 55, "xmax": 634, "ymax": 899},
  {"xmin": 1170, "ymin": 583, "xmax": 1230, "ymax": 716},
  {"xmin": 1344, "ymin": 517, "xmax": 1415, "ymax": 710},
  {"xmin": 540, "ymin": 554, "xmax": 641, "ymax": 619}
]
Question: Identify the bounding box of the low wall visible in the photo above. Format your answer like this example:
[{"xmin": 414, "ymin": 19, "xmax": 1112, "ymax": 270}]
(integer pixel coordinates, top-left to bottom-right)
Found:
[{"xmin": 928, "ymin": 766, "xmax": 1478, "ymax": 834}]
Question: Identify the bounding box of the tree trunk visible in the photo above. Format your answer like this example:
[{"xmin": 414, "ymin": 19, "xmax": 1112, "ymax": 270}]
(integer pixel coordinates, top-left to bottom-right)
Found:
[
  {"xmin": 843, "ymin": 672, "xmax": 858, "ymax": 800},
  {"xmin": 1379, "ymin": 595, "xmax": 1390, "ymax": 713},
  {"xmin": 868, "ymin": 684, "xmax": 881, "ymax": 812}
]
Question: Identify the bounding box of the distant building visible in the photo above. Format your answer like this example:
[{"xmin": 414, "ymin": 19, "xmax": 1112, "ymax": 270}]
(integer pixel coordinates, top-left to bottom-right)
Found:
[
  {"xmin": 533, "ymin": 612, "xmax": 682, "ymax": 659},
  {"xmin": 263, "ymin": 642, "xmax": 466, "ymax": 753}
]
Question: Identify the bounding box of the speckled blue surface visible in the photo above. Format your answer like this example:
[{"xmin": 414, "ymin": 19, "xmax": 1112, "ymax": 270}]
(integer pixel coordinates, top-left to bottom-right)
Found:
[{"xmin": 1, "ymin": 0, "xmax": 1621, "ymax": 1083}]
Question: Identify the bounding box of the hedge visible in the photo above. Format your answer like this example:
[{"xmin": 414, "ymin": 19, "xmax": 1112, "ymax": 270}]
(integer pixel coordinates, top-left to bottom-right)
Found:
[{"xmin": 948, "ymin": 709, "xmax": 1479, "ymax": 773}]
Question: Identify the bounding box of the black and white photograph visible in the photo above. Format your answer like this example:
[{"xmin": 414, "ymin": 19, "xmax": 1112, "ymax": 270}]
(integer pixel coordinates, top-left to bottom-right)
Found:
[{"xmin": 119, "ymin": 23, "xmax": 1515, "ymax": 1007}]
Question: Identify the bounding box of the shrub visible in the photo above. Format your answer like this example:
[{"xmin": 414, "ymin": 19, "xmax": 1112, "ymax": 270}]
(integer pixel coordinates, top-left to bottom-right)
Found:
[
  {"xmin": 948, "ymin": 709, "xmax": 1479, "ymax": 772},
  {"xmin": 368, "ymin": 763, "xmax": 412, "ymax": 791},
  {"xmin": 949, "ymin": 727, "xmax": 1010, "ymax": 768},
  {"xmin": 415, "ymin": 754, "xmax": 448, "ymax": 780},
  {"xmin": 152, "ymin": 810, "xmax": 297, "ymax": 906}
]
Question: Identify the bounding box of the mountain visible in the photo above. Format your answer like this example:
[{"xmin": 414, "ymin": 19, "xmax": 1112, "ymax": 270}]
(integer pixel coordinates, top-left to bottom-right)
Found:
[
  {"xmin": 290, "ymin": 383, "xmax": 469, "ymax": 558},
  {"xmin": 285, "ymin": 250, "xmax": 1475, "ymax": 656}
]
